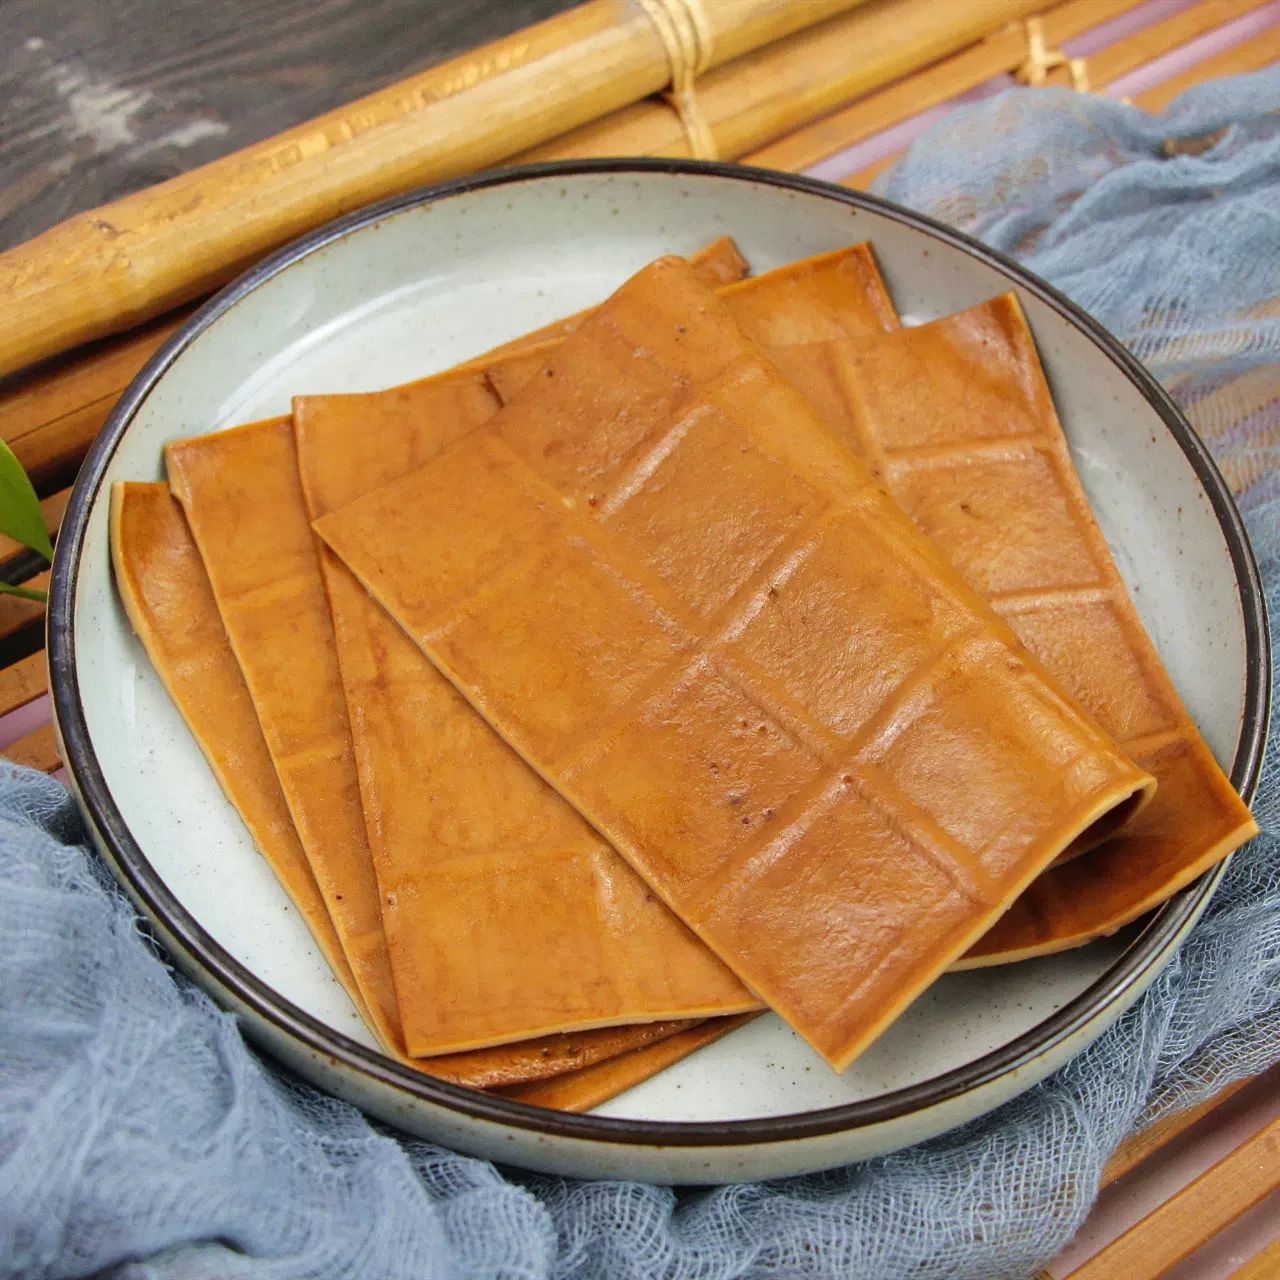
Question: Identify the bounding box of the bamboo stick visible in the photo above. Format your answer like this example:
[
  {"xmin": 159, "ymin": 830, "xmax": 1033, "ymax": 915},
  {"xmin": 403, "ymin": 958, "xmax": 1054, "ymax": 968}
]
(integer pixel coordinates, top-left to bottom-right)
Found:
[
  {"xmin": 0, "ymin": 0, "xmax": 1044, "ymax": 489},
  {"xmin": 515, "ymin": 0, "xmax": 1046, "ymax": 162},
  {"xmin": 743, "ymin": 0, "xmax": 1145, "ymax": 173},
  {"xmin": 0, "ymin": 652, "xmax": 48, "ymax": 719},
  {"xmin": 0, "ymin": 0, "xmax": 864, "ymax": 380},
  {"xmin": 1065, "ymin": 1116, "xmax": 1280, "ymax": 1280},
  {"xmin": 3, "ymin": 724, "xmax": 60, "ymax": 774}
]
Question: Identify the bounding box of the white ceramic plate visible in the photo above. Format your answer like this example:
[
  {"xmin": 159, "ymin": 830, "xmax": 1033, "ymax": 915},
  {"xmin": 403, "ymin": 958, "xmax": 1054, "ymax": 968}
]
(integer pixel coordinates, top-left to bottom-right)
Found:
[{"xmin": 48, "ymin": 161, "xmax": 1268, "ymax": 1184}]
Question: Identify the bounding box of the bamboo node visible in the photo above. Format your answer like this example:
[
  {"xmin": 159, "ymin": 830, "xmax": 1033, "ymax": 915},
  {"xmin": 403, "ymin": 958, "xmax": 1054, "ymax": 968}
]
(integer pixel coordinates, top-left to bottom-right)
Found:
[
  {"xmin": 635, "ymin": 0, "xmax": 717, "ymax": 160},
  {"xmin": 1014, "ymin": 16, "xmax": 1090, "ymax": 92}
]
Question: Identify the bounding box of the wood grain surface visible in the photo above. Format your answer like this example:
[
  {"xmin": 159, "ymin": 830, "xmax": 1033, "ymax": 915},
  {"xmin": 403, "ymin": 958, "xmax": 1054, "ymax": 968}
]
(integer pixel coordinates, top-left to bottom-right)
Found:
[{"xmin": 0, "ymin": 0, "xmax": 576, "ymax": 251}]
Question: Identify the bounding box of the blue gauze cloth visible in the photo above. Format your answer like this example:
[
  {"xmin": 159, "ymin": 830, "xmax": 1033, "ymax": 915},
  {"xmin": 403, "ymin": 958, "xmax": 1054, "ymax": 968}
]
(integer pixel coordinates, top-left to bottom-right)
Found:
[{"xmin": 2, "ymin": 72, "xmax": 1279, "ymax": 1280}]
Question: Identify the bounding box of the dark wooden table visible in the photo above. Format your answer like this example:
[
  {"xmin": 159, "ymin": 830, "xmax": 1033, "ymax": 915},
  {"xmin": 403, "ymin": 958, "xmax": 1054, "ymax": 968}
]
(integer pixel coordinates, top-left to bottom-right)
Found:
[{"xmin": 0, "ymin": 0, "xmax": 578, "ymax": 252}]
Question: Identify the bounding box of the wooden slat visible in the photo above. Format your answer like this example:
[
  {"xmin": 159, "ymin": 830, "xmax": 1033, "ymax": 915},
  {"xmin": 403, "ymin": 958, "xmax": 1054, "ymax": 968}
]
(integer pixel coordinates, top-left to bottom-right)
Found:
[
  {"xmin": 0, "ymin": 569, "xmax": 49, "ymax": 647},
  {"xmin": 3, "ymin": 722, "xmax": 60, "ymax": 773},
  {"xmin": 744, "ymin": 0, "xmax": 1146, "ymax": 173},
  {"xmin": 0, "ymin": 311, "xmax": 186, "ymax": 493},
  {"xmin": 846, "ymin": 152, "xmax": 898, "ymax": 191},
  {"xmin": 1229, "ymin": 1238, "xmax": 1280, "ymax": 1280},
  {"xmin": 0, "ymin": 487, "xmax": 69, "ymax": 570},
  {"xmin": 0, "ymin": 651, "xmax": 48, "ymax": 718},
  {"xmin": 1101, "ymin": 1076, "xmax": 1260, "ymax": 1188},
  {"xmin": 1042, "ymin": 0, "xmax": 1275, "ymax": 87},
  {"xmin": 842, "ymin": 0, "xmax": 1279, "ymax": 188},
  {"xmin": 1066, "ymin": 1116, "xmax": 1280, "ymax": 1280},
  {"xmin": 0, "ymin": 311, "xmax": 185, "ymax": 448},
  {"xmin": 1135, "ymin": 18, "xmax": 1280, "ymax": 112}
]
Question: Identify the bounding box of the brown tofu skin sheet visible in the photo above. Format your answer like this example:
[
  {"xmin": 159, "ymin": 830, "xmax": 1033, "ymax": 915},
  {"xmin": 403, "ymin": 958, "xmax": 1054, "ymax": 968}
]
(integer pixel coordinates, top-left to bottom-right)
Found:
[
  {"xmin": 110, "ymin": 481, "xmax": 708, "ymax": 1091},
  {"xmin": 294, "ymin": 377, "xmax": 756, "ymax": 1059},
  {"xmin": 485, "ymin": 242, "xmax": 901, "ymax": 405},
  {"xmin": 110, "ymin": 482, "xmax": 366, "ymax": 1009},
  {"xmin": 167, "ymin": 419, "xmax": 403, "ymax": 1046},
  {"xmin": 279, "ymin": 243, "xmax": 886, "ymax": 1058},
  {"xmin": 315, "ymin": 257, "xmax": 1153, "ymax": 1071},
  {"xmin": 501, "ymin": 1013, "xmax": 760, "ymax": 1111},
  {"xmin": 767, "ymin": 295, "xmax": 1256, "ymax": 962},
  {"xmin": 717, "ymin": 242, "xmax": 900, "ymax": 345}
]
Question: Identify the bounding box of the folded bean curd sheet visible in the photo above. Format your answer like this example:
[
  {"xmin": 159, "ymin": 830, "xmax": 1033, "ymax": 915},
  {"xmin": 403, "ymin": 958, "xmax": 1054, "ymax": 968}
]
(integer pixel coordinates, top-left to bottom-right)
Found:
[
  {"xmin": 110, "ymin": 480, "xmax": 702, "ymax": 1097},
  {"xmin": 768, "ymin": 295, "xmax": 1256, "ymax": 961},
  {"xmin": 315, "ymin": 257, "xmax": 1154, "ymax": 1071}
]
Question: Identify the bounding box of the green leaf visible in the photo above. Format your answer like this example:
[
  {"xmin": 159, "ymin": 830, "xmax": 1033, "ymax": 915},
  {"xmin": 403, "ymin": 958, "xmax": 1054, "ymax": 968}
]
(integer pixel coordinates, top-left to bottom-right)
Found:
[
  {"xmin": 0, "ymin": 581, "xmax": 48, "ymax": 602},
  {"xmin": 0, "ymin": 440, "xmax": 54, "ymax": 563}
]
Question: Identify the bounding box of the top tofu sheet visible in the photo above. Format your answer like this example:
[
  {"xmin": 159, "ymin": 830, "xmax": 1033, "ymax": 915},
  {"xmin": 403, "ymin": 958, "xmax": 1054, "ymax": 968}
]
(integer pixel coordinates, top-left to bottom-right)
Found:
[{"xmin": 314, "ymin": 256, "xmax": 1154, "ymax": 1071}]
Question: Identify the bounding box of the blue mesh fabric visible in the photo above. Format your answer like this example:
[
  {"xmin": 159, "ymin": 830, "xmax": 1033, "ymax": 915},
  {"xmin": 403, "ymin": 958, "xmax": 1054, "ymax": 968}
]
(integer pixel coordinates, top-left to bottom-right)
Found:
[{"xmin": 2, "ymin": 71, "xmax": 1279, "ymax": 1280}]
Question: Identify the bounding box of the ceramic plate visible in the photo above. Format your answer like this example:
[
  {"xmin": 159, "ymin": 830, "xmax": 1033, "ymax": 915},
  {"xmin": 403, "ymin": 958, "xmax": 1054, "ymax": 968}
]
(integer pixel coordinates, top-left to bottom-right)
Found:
[{"xmin": 48, "ymin": 161, "xmax": 1269, "ymax": 1184}]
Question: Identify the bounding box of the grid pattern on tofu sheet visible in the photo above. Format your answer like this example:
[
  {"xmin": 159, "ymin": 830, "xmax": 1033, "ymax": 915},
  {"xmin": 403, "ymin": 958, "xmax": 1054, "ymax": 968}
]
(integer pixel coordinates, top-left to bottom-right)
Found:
[{"xmin": 312, "ymin": 256, "xmax": 1152, "ymax": 1071}]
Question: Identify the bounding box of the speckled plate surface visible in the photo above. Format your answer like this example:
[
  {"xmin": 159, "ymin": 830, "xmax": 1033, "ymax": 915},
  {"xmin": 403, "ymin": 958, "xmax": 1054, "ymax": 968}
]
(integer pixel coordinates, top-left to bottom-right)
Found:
[{"xmin": 48, "ymin": 161, "xmax": 1268, "ymax": 1184}]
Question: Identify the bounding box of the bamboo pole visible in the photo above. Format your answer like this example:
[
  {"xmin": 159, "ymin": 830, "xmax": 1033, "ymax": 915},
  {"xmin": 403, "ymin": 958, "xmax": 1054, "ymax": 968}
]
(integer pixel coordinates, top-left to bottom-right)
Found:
[
  {"xmin": 515, "ymin": 0, "xmax": 1047, "ymax": 162},
  {"xmin": 0, "ymin": 0, "xmax": 864, "ymax": 379}
]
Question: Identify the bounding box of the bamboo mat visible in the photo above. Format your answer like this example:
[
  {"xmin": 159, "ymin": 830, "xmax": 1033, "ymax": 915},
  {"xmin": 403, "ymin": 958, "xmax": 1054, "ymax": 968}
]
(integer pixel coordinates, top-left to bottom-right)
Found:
[{"xmin": 1, "ymin": 0, "xmax": 1277, "ymax": 1271}]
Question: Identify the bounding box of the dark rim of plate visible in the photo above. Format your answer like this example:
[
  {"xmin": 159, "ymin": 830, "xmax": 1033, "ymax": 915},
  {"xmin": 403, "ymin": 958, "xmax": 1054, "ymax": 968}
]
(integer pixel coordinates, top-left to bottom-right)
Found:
[{"xmin": 48, "ymin": 158, "xmax": 1271, "ymax": 1151}]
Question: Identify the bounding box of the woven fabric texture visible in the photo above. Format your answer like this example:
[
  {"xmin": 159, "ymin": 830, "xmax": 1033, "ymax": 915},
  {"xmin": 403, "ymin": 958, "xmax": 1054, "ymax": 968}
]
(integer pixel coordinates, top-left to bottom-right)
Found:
[{"xmin": 2, "ymin": 72, "xmax": 1279, "ymax": 1280}]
